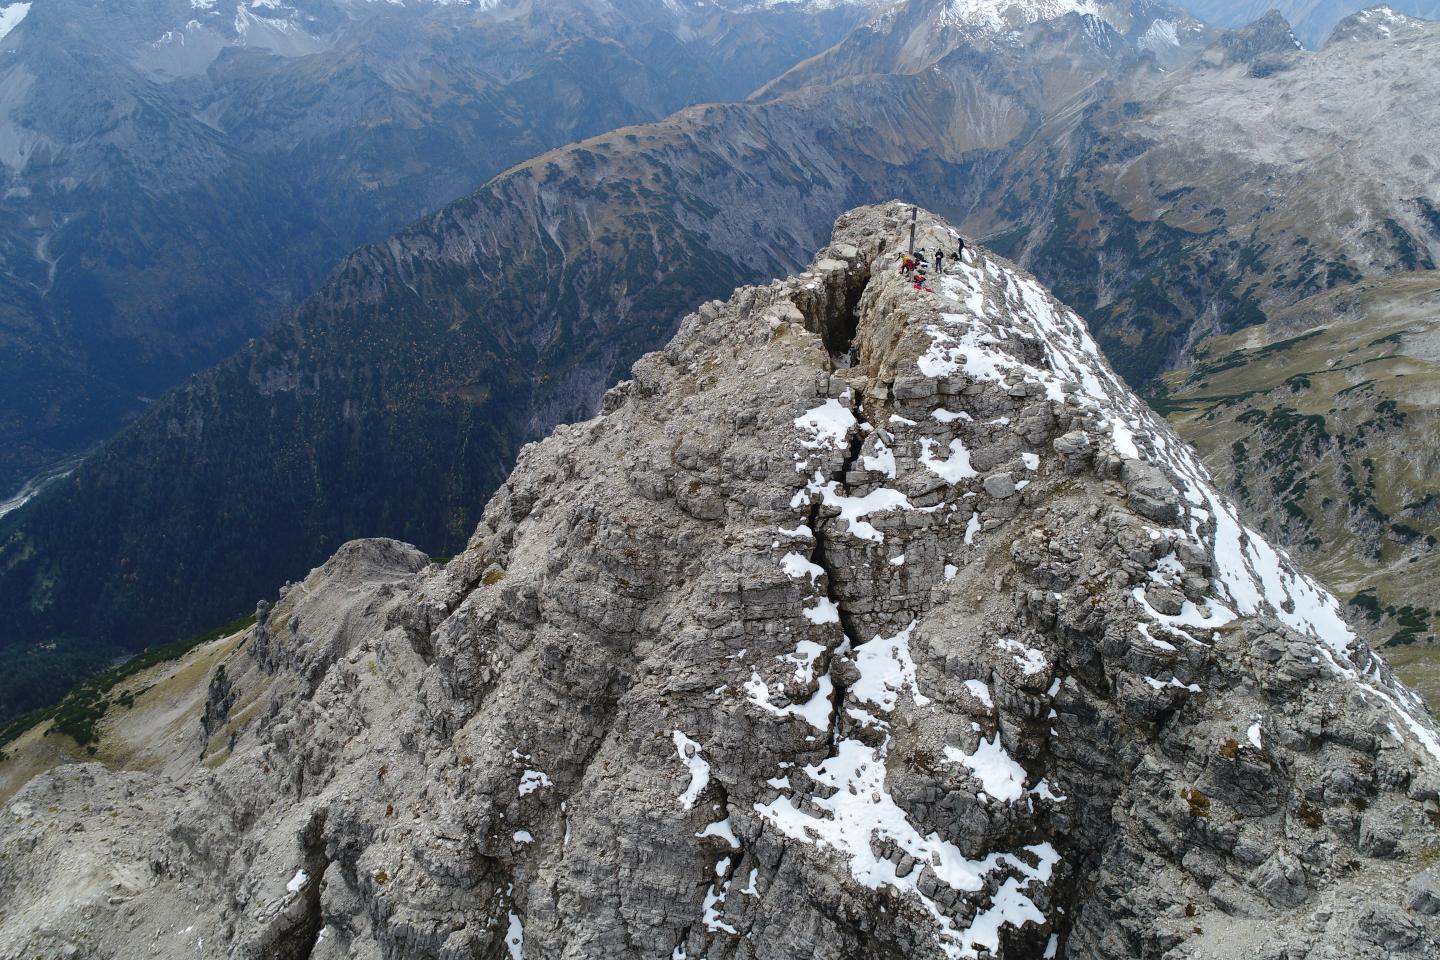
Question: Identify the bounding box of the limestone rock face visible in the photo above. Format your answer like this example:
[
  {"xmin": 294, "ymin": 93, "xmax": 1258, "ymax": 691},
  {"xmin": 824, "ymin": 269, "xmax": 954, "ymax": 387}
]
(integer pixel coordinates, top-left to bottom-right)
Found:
[{"xmin": 2, "ymin": 203, "xmax": 1439, "ymax": 960}]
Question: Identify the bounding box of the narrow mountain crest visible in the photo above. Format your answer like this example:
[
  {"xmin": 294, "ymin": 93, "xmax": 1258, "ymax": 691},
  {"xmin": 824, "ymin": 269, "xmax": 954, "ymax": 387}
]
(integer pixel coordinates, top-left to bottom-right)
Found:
[{"xmin": 1208, "ymin": 8, "xmax": 1304, "ymax": 63}]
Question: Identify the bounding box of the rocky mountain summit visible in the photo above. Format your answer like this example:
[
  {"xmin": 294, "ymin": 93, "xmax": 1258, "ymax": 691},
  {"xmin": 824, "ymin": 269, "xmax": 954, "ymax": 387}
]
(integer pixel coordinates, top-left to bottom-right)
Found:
[{"xmin": 3, "ymin": 204, "xmax": 1439, "ymax": 959}]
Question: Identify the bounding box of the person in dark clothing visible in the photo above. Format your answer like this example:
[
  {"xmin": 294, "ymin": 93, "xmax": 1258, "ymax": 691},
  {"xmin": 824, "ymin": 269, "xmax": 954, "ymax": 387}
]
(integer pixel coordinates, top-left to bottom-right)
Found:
[
  {"xmin": 933, "ymin": 248, "xmax": 945, "ymax": 274},
  {"xmin": 957, "ymin": 236, "xmax": 966, "ymax": 262}
]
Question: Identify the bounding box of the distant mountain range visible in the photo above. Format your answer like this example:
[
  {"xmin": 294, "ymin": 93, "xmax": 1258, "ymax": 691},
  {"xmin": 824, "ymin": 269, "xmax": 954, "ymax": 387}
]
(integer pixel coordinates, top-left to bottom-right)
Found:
[
  {"xmin": 1174, "ymin": 0, "xmax": 1440, "ymax": 45},
  {"xmin": 973, "ymin": 7, "xmax": 1440, "ymax": 384}
]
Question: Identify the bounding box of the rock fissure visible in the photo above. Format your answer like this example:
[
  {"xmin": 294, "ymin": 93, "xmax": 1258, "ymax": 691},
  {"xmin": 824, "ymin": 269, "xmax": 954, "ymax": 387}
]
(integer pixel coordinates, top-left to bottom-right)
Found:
[
  {"xmin": 816, "ymin": 400, "xmax": 868, "ymax": 628},
  {"xmin": 805, "ymin": 491, "xmax": 853, "ymax": 765}
]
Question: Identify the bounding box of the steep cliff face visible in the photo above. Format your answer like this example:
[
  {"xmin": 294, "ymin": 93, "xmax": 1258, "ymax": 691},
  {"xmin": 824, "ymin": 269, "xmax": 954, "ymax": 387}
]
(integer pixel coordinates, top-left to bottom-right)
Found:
[
  {"xmin": 3, "ymin": 204, "xmax": 1439, "ymax": 960},
  {"xmin": 1157, "ymin": 272, "xmax": 1440, "ymax": 705}
]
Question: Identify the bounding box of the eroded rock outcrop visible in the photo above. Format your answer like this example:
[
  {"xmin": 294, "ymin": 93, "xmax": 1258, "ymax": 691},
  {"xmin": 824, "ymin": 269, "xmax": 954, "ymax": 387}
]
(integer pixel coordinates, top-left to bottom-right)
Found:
[{"xmin": 2, "ymin": 203, "xmax": 1438, "ymax": 960}]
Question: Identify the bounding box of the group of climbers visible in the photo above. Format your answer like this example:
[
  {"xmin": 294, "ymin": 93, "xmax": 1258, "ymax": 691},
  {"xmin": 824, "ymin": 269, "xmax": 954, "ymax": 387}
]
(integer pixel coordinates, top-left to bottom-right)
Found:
[
  {"xmin": 898, "ymin": 237, "xmax": 964, "ymax": 293},
  {"xmin": 844, "ymin": 217, "xmax": 969, "ymax": 368},
  {"xmin": 898, "ymin": 252, "xmax": 928, "ymax": 291}
]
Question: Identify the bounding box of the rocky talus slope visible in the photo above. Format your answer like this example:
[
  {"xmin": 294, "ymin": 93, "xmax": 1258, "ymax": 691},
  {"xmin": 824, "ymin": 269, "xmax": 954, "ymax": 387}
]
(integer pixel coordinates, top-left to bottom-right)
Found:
[{"xmin": 3, "ymin": 204, "xmax": 1439, "ymax": 959}]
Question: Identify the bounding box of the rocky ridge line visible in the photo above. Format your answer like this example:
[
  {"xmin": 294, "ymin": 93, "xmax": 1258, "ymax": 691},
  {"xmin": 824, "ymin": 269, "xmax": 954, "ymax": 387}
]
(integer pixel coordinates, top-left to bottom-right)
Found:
[{"xmin": 1, "ymin": 203, "xmax": 1438, "ymax": 959}]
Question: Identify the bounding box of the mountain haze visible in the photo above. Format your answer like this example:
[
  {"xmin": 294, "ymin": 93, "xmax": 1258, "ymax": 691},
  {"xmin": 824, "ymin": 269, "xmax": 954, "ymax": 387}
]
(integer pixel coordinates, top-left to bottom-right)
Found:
[{"xmin": 1174, "ymin": 0, "xmax": 1440, "ymax": 46}]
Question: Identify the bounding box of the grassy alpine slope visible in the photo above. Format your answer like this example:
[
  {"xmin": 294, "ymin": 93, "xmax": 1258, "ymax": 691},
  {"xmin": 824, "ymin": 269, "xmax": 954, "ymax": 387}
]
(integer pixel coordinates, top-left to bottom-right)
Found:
[{"xmin": 0, "ymin": 618, "xmax": 255, "ymax": 803}]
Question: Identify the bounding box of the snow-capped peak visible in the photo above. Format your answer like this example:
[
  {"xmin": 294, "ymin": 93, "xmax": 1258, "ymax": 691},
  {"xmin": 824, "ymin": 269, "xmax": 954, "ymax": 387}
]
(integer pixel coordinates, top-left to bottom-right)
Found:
[
  {"xmin": 934, "ymin": 0, "xmax": 1105, "ymax": 33},
  {"xmin": 0, "ymin": 1, "xmax": 31, "ymax": 42},
  {"xmin": 1326, "ymin": 4, "xmax": 1432, "ymax": 45}
]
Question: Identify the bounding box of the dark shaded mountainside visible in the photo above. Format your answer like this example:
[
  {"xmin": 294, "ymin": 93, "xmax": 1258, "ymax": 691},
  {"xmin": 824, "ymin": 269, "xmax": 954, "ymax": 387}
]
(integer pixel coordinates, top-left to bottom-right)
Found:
[
  {"xmin": 2, "ymin": 205, "xmax": 1439, "ymax": 960},
  {"xmin": 0, "ymin": 0, "xmax": 872, "ymax": 493},
  {"xmin": 4, "ymin": 2, "xmax": 1439, "ymax": 720}
]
